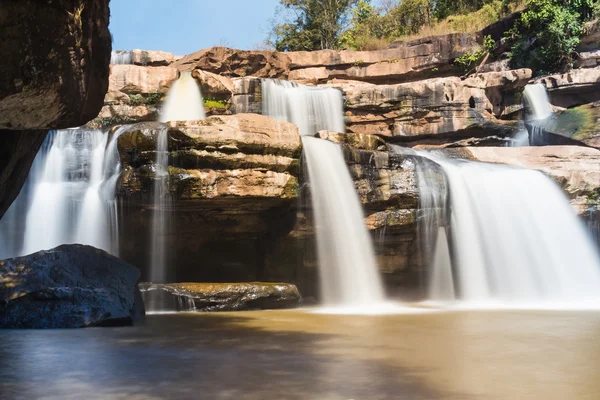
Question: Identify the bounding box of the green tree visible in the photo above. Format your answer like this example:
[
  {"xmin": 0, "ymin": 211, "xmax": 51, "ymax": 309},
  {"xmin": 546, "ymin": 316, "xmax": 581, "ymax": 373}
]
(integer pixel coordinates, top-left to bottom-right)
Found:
[
  {"xmin": 270, "ymin": 0, "xmax": 359, "ymax": 51},
  {"xmin": 510, "ymin": 0, "xmax": 597, "ymax": 74}
]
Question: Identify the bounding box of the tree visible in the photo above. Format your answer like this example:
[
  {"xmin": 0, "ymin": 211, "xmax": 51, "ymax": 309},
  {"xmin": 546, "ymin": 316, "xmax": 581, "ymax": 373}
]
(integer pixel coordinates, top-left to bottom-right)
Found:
[
  {"xmin": 510, "ymin": 0, "xmax": 597, "ymax": 73},
  {"xmin": 270, "ymin": 0, "xmax": 360, "ymax": 51}
]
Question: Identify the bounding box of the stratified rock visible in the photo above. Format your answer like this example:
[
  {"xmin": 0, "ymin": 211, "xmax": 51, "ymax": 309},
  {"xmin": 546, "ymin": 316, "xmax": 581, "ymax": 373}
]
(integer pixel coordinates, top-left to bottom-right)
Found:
[
  {"xmin": 534, "ymin": 66, "xmax": 600, "ymax": 108},
  {"xmin": 0, "ymin": 245, "xmax": 144, "ymax": 329},
  {"xmin": 109, "ymin": 65, "xmax": 178, "ymax": 94},
  {"xmin": 139, "ymin": 282, "xmax": 301, "ymax": 311},
  {"xmin": 316, "ymin": 131, "xmax": 386, "ymax": 151},
  {"xmin": 175, "ymin": 47, "xmax": 291, "ymax": 78},
  {"xmin": 289, "ymin": 33, "xmax": 480, "ymax": 84},
  {"xmin": 0, "ymin": 0, "xmax": 111, "ymax": 129},
  {"xmin": 342, "ymin": 69, "xmax": 530, "ymax": 141}
]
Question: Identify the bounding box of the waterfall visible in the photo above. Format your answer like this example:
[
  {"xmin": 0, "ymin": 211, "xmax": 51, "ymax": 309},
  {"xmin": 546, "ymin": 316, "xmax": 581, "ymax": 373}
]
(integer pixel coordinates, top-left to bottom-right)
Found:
[
  {"xmin": 111, "ymin": 50, "xmax": 132, "ymax": 65},
  {"xmin": 149, "ymin": 127, "xmax": 170, "ymax": 284},
  {"xmin": 261, "ymin": 80, "xmax": 345, "ymax": 136},
  {"xmin": 523, "ymin": 83, "xmax": 553, "ymax": 121},
  {"xmin": 0, "ymin": 128, "xmax": 126, "ymax": 259},
  {"xmin": 262, "ymin": 79, "xmax": 386, "ymax": 309},
  {"xmin": 160, "ymin": 72, "xmax": 205, "ymax": 122},
  {"xmin": 412, "ymin": 151, "xmax": 600, "ymax": 307}
]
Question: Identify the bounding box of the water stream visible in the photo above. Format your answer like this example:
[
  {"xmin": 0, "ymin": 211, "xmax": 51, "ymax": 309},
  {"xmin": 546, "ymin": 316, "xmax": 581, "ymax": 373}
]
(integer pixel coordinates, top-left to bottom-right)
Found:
[
  {"xmin": 262, "ymin": 79, "xmax": 387, "ymax": 309},
  {"xmin": 160, "ymin": 71, "xmax": 205, "ymax": 122},
  {"xmin": 0, "ymin": 128, "xmax": 126, "ymax": 259}
]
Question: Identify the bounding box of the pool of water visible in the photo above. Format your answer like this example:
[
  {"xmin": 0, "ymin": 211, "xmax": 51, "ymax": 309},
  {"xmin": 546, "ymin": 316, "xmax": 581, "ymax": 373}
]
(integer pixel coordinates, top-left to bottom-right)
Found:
[{"xmin": 1, "ymin": 309, "xmax": 600, "ymax": 399}]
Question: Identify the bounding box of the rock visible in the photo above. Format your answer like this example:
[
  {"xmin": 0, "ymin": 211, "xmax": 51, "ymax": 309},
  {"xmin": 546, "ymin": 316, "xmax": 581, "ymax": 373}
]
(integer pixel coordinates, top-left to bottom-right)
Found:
[
  {"xmin": 342, "ymin": 69, "xmax": 531, "ymax": 141},
  {"xmin": 457, "ymin": 146, "xmax": 600, "ymax": 212},
  {"xmin": 109, "ymin": 65, "xmax": 179, "ymax": 94},
  {"xmin": 192, "ymin": 69, "xmax": 234, "ymax": 101},
  {"xmin": 534, "ymin": 67, "xmax": 600, "ymax": 108},
  {"xmin": 0, "ymin": 0, "xmax": 111, "ymax": 130},
  {"xmin": 115, "ymin": 116, "xmax": 303, "ymax": 286},
  {"xmin": 130, "ymin": 49, "xmax": 176, "ymax": 66},
  {"xmin": 0, "ymin": 0, "xmax": 110, "ymax": 218},
  {"xmin": 0, "ymin": 245, "xmax": 144, "ymax": 329},
  {"xmin": 139, "ymin": 282, "xmax": 301, "ymax": 311},
  {"xmin": 288, "ymin": 33, "xmax": 481, "ymax": 84},
  {"xmin": 578, "ymin": 20, "xmax": 600, "ymax": 52},
  {"xmin": 525, "ymin": 102, "xmax": 600, "ymax": 149},
  {"xmin": 316, "ymin": 131, "xmax": 386, "ymax": 151},
  {"xmin": 0, "ymin": 131, "xmax": 48, "ymax": 219},
  {"xmin": 174, "ymin": 47, "xmax": 291, "ymax": 78}
]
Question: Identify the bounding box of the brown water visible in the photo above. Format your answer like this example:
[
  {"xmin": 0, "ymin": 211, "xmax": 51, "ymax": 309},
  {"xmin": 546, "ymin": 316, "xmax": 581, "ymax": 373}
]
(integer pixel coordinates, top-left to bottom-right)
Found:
[{"xmin": 1, "ymin": 309, "xmax": 600, "ymax": 399}]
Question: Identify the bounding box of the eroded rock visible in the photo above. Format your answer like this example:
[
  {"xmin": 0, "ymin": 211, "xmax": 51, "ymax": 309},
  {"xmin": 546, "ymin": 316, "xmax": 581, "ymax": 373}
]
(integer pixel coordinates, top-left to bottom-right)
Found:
[{"xmin": 0, "ymin": 245, "xmax": 144, "ymax": 329}]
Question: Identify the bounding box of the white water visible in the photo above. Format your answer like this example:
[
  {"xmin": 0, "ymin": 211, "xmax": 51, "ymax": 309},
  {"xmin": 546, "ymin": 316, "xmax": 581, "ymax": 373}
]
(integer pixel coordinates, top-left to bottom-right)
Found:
[
  {"xmin": 0, "ymin": 128, "xmax": 126, "ymax": 259},
  {"xmin": 262, "ymin": 79, "xmax": 386, "ymax": 309},
  {"xmin": 149, "ymin": 128, "xmax": 170, "ymax": 284},
  {"xmin": 111, "ymin": 50, "xmax": 132, "ymax": 65},
  {"xmin": 261, "ymin": 79, "xmax": 345, "ymax": 136},
  {"xmin": 302, "ymin": 137, "xmax": 386, "ymax": 306},
  {"xmin": 523, "ymin": 83, "xmax": 553, "ymax": 121},
  {"xmin": 421, "ymin": 154, "xmax": 600, "ymax": 307},
  {"xmin": 160, "ymin": 72, "xmax": 205, "ymax": 122}
]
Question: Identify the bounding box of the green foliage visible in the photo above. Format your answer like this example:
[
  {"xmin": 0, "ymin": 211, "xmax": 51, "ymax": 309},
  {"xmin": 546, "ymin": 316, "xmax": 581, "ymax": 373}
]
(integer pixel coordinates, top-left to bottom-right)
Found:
[
  {"xmin": 270, "ymin": 0, "xmax": 359, "ymax": 51},
  {"xmin": 128, "ymin": 93, "xmax": 163, "ymax": 106},
  {"xmin": 454, "ymin": 35, "xmax": 495, "ymax": 72},
  {"xmin": 203, "ymin": 98, "xmax": 229, "ymax": 109},
  {"xmin": 509, "ymin": 0, "xmax": 598, "ymax": 74}
]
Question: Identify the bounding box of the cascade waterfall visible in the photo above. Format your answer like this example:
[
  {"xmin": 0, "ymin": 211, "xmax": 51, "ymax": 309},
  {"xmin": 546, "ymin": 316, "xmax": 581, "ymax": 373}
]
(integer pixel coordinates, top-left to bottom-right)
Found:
[
  {"xmin": 262, "ymin": 79, "xmax": 387, "ymax": 309},
  {"xmin": 407, "ymin": 149, "xmax": 600, "ymax": 307},
  {"xmin": 0, "ymin": 128, "xmax": 126, "ymax": 259}
]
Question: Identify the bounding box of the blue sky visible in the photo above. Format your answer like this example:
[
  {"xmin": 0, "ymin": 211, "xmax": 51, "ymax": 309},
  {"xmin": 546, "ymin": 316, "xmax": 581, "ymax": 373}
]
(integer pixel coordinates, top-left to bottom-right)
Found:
[{"xmin": 110, "ymin": 0, "xmax": 281, "ymax": 55}]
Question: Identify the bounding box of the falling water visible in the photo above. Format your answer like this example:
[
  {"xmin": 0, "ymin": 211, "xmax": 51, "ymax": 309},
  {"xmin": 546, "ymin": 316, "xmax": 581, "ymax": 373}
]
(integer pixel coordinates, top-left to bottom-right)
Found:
[
  {"xmin": 160, "ymin": 72, "xmax": 205, "ymax": 122},
  {"xmin": 111, "ymin": 50, "xmax": 132, "ymax": 65},
  {"xmin": 262, "ymin": 79, "xmax": 386, "ymax": 309},
  {"xmin": 0, "ymin": 128, "xmax": 126, "ymax": 259},
  {"xmin": 523, "ymin": 83, "xmax": 553, "ymax": 121},
  {"xmin": 261, "ymin": 79, "xmax": 345, "ymax": 135},
  {"xmin": 149, "ymin": 127, "xmax": 170, "ymax": 284},
  {"xmin": 415, "ymin": 152, "xmax": 600, "ymax": 307}
]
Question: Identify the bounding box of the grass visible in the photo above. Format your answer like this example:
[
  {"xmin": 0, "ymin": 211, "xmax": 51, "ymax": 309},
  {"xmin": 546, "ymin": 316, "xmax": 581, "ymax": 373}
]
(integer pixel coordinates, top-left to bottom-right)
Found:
[{"xmin": 203, "ymin": 99, "xmax": 229, "ymax": 109}]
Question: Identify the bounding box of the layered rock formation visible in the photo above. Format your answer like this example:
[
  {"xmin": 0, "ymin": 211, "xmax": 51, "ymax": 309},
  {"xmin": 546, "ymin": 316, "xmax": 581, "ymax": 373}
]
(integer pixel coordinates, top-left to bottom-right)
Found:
[
  {"xmin": 0, "ymin": 245, "xmax": 144, "ymax": 329},
  {"xmin": 0, "ymin": 0, "xmax": 111, "ymax": 218},
  {"xmin": 116, "ymin": 114, "xmax": 303, "ymax": 285}
]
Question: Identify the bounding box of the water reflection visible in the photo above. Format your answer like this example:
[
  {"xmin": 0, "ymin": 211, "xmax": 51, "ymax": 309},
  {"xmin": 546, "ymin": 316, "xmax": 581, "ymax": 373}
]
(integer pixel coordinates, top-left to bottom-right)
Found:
[{"xmin": 1, "ymin": 310, "xmax": 600, "ymax": 399}]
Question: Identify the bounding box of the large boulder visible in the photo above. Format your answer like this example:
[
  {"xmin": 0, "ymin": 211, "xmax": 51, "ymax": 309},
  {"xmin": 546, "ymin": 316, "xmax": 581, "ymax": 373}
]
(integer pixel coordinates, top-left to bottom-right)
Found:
[
  {"xmin": 139, "ymin": 282, "xmax": 301, "ymax": 311},
  {"xmin": 0, "ymin": 0, "xmax": 111, "ymax": 129},
  {"xmin": 0, "ymin": 245, "xmax": 145, "ymax": 329},
  {"xmin": 0, "ymin": 0, "xmax": 111, "ymax": 219}
]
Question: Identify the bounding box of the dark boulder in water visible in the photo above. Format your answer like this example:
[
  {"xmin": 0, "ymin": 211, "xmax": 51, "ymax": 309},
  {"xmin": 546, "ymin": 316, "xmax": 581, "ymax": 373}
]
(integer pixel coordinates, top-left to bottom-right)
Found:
[
  {"xmin": 139, "ymin": 282, "xmax": 301, "ymax": 312},
  {"xmin": 0, "ymin": 245, "xmax": 145, "ymax": 329}
]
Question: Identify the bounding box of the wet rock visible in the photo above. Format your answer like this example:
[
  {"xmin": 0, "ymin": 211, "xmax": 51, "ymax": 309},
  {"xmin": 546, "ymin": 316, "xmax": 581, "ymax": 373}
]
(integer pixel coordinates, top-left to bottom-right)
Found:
[
  {"xmin": 139, "ymin": 282, "xmax": 301, "ymax": 311},
  {"xmin": 0, "ymin": 245, "xmax": 144, "ymax": 329}
]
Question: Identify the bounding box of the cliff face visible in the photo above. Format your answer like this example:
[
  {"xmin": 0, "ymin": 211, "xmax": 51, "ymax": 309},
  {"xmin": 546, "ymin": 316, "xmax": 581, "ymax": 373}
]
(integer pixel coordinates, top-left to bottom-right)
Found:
[{"xmin": 0, "ymin": 0, "xmax": 111, "ymax": 218}]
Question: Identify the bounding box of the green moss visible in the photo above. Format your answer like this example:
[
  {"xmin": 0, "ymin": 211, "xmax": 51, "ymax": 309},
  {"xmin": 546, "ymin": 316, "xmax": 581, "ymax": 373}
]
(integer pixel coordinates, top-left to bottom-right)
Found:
[
  {"xmin": 282, "ymin": 176, "xmax": 300, "ymax": 198},
  {"xmin": 587, "ymin": 189, "xmax": 600, "ymax": 203},
  {"xmin": 203, "ymin": 98, "xmax": 230, "ymax": 109},
  {"xmin": 542, "ymin": 104, "xmax": 599, "ymax": 141}
]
